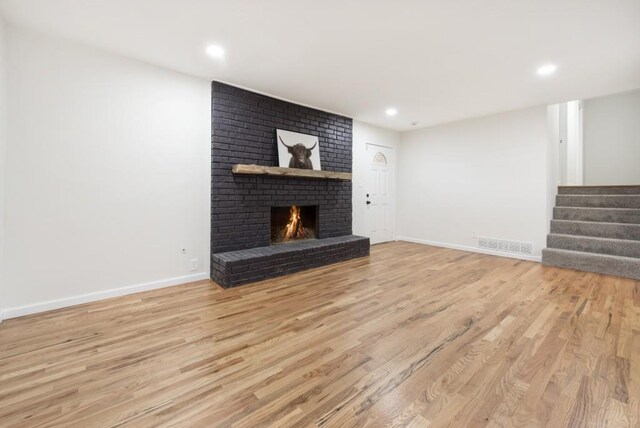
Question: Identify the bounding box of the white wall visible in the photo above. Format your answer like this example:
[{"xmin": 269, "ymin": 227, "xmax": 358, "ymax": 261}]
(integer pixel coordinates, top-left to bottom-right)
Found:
[
  {"xmin": 0, "ymin": 18, "xmax": 7, "ymax": 321},
  {"xmin": 3, "ymin": 29, "xmax": 211, "ymax": 317},
  {"xmin": 583, "ymin": 89, "xmax": 640, "ymax": 185},
  {"xmin": 352, "ymin": 121, "xmax": 400, "ymax": 238},
  {"xmin": 546, "ymin": 104, "xmax": 561, "ymax": 232},
  {"xmin": 397, "ymin": 107, "xmax": 548, "ymax": 260}
]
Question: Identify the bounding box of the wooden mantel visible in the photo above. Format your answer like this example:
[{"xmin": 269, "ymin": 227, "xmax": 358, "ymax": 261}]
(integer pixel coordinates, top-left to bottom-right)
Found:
[{"xmin": 232, "ymin": 164, "xmax": 352, "ymax": 181}]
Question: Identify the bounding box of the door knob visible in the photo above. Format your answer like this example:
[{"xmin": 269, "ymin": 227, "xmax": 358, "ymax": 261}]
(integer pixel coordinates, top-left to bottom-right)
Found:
[{"xmin": 366, "ymin": 201, "xmax": 371, "ymax": 205}]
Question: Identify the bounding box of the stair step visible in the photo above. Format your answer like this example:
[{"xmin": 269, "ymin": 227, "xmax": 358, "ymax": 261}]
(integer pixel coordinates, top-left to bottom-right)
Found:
[
  {"xmin": 556, "ymin": 195, "xmax": 640, "ymax": 209},
  {"xmin": 553, "ymin": 207, "xmax": 640, "ymax": 224},
  {"xmin": 547, "ymin": 234, "xmax": 640, "ymax": 258},
  {"xmin": 542, "ymin": 248, "xmax": 640, "ymax": 280},
  {"xmin": 558, "ymin": 185, "xmax": 640, "ymax": 195},
  {"xmin": 550, "ymin": 220, "xmax": 640, "ymax": 240}
]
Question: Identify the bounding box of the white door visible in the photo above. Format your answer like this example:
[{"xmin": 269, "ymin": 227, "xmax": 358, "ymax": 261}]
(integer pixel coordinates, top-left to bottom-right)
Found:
[{"xmin": 365, "ymin": 144, "xmax": 394, "ymax": 244}]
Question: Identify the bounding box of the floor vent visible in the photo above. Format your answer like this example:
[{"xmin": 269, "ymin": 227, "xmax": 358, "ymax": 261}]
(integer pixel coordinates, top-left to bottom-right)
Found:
[{"xmin": 478, "ymin": 237, "xmax": 534, "ymax": 255}]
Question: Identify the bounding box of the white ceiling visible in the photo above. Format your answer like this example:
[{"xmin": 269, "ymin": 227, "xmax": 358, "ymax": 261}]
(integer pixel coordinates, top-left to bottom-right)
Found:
[{"xmin": 1, "ymin": 0, "xmax": 639, "ymax": 131}]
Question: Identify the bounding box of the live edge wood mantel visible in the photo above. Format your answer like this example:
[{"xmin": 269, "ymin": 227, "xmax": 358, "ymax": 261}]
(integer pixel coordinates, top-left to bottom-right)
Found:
[{"xmin": 232, "ymin": 164, "xmax": 352, "ymax": 181}]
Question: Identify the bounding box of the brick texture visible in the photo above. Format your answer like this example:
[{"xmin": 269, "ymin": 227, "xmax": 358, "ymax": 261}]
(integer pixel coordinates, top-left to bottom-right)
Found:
[{"xmin": 211, "ymin": 235, "xmax": 370, "ymax": 287}]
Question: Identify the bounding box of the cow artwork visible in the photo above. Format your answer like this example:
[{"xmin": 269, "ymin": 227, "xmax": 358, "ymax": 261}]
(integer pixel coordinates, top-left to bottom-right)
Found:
[
  {"xmin": 279, "ymin": 136, "xmax": 317, "ymax": 169},
  {"xmin": 276, "ymin": 129, "xmax": 322, "ymax": 171}
]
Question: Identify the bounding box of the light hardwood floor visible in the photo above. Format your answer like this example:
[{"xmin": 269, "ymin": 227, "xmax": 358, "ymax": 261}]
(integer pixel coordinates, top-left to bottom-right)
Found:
[{"xmin": 1, "ymin": 242, "xmax": 639, "ymax": 427}]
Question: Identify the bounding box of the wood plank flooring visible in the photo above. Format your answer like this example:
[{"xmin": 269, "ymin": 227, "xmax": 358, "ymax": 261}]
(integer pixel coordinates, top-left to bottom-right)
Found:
[{"xmin": 1, "ymin": 241, "xmax": 639, "ymax": 427}]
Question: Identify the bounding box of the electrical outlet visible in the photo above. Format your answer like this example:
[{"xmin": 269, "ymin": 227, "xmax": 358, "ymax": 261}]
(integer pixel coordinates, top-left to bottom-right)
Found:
[{"xmin": 190, "ymin": 258, "xmax": 199, "ymax": 272}]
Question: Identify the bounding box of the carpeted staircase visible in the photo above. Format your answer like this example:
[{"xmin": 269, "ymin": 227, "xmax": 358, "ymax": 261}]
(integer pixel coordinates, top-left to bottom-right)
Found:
[{"xmin": 542, "ymin": 185, "xmax": 640, "ymax": 280}]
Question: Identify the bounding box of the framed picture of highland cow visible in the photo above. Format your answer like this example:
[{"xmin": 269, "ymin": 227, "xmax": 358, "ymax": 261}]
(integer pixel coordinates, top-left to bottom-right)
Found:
[{"xmin": 276, "ymin": 129, "xmax": 321, "ymax": 171}]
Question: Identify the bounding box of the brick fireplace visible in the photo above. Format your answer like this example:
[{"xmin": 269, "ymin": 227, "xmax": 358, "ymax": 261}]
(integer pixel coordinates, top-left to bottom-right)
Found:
[{"xmin": 210, "ymin": 82, "xmax": 369, "ymax": 287}]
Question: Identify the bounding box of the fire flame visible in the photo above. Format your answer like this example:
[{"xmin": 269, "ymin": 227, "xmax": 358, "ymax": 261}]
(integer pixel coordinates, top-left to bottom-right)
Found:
[{"xmin": 283, "ymin": 205, "xmax": 309, "ymax": 241}]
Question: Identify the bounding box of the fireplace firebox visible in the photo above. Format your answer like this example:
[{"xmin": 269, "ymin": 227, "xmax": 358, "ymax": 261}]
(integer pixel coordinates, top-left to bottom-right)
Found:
[{"xmin": 271, "ymin": 205, "xmax": 318, "ymax": 244}]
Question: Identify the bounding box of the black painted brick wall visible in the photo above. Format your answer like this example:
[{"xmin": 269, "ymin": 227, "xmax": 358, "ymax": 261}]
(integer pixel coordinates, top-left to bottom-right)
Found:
[{"xmin": 211, "ymin": 81, "xmax": 354, "ymax": 254}]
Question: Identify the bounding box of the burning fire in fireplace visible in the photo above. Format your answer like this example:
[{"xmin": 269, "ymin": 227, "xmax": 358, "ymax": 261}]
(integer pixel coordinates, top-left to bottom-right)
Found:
[
  {"xmin": 283, "ymin": 205, "xmax": 310, "ymax": 241},
  {"xmin": 271, "ymin": 205, "xmax": 317, "ymax": 244}
]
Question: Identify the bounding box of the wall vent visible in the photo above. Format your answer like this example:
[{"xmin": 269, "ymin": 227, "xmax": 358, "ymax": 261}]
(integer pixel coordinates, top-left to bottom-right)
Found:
[{"xmin": 478, "ymin": 237, "xmax": 534, "ymax": 256}]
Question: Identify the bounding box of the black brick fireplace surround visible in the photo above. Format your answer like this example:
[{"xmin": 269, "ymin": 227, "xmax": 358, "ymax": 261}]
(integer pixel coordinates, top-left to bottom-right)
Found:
[{"xmin": 210, "ymin": 82, "xmax": 369, "ymax": 287}]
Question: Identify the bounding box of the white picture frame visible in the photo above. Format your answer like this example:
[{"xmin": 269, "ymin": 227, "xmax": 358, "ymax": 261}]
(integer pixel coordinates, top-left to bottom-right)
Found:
[{"xmin": 276, "ymin": 129, "xmax": 321, "ymax": 171}]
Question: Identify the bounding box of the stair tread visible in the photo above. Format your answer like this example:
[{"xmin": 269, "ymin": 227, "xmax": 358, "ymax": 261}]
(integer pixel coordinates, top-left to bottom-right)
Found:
[
  {"xmin": 543, "ymin": 247, "xmax": 640, "ymax": 262},
  {"xmin": 553, "ymin": 207, "xmax": 640, "ymax": 224},
  {"xmin": 551, "ymin": 219, "xmax": 640, "ymax": 227},
  {"xmin": 542, "ymin": 248, "xmax": 640, "ymax": 279},
  {"xmin": 558, "ymin": 185, "xmax": 640, "ymax": 196},
  {"xmin": 550, "ymin": 220, "xmax": 640, "ymax": 241},
  {"xmin": 556, "ymin": 195, "xmax": 640, "ymax": 208},
  {"xmin": 548, "ymin": 233, "xmax": 640, "ymax": 244},
  {"xmin": 559, "ymin": 194, "xmax": 640, "ymax": 197},
  {"xmin": 555, "ymin": 207, "xmax": 640, "ymax": 211},
  {"xmin": 558, "ymin": 192, "xmax": 640, "ymax": 197},
  {"xmin": 559, "ymin": 185, "xmax": 640, "ymax": 188}
]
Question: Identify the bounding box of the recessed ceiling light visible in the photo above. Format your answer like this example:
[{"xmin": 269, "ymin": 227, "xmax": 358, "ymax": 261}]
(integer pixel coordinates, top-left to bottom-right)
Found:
[
  {"xmin": 536, "ymin": 63, "xmax": 557, "ymax": 76},
  {"xmin": 385, "ymin": 108, "xmax": 398, "ymax": 116},
  {"xmin": 206, "ymin": 45, "xmax": 225, "ymax": 59}
]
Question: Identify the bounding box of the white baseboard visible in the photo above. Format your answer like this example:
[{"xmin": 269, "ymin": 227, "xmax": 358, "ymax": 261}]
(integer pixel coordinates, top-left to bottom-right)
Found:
[
  {"xmin": 396, "ymin": 236, "xmax": 542, "ymax": 263},
  {"xmin": 1, "ymin": 272, "xmax": 210, "ymax": 320}
]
